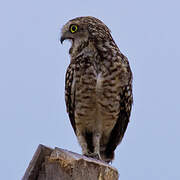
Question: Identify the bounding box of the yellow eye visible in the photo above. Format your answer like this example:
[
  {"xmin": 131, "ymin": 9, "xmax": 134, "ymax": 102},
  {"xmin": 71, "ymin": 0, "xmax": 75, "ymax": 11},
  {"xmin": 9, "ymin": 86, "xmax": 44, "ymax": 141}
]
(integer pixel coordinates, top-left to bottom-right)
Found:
[{"xmin": 70, "ymin": 24, "xmax": 78, "ymax": 33}]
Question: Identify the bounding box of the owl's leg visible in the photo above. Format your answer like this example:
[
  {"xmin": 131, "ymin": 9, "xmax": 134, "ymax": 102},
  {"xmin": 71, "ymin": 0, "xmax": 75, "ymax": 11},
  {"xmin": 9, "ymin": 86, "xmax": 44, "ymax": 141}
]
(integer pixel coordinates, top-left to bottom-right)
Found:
[
  {"xmin": 82, "ymin": 132, "xmax": 101, "ymax": 160},
  {"xmin": 91, "ymin": 132, "xmax": 101, "ymax": 160},
  {"xmin": 76, "ymin": 131, "xmax": 89, "ymax": 155}
]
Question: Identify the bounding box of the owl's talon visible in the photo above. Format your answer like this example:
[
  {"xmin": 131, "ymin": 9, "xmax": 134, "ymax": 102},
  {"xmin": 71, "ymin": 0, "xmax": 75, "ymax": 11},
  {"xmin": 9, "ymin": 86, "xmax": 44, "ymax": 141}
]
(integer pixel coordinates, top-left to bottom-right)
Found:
[{"xmin": 84, "ymin": 152, "xmax": 101, "ymax": 160}]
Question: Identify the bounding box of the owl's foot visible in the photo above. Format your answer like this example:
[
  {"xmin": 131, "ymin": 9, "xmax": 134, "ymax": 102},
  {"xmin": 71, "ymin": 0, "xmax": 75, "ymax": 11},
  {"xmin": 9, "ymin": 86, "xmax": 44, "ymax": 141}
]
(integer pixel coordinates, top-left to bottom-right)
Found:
[{"xmin": 84, "ymin": 152, "xmax": 101, "ymax": 160}]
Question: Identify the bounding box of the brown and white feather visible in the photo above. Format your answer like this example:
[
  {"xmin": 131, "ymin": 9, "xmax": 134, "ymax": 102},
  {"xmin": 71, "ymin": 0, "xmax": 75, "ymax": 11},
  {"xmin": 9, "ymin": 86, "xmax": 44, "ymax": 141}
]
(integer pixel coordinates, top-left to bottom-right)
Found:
[{"xmin": 62, "ymin": 16, "xmax": 133, "ymax": 163}]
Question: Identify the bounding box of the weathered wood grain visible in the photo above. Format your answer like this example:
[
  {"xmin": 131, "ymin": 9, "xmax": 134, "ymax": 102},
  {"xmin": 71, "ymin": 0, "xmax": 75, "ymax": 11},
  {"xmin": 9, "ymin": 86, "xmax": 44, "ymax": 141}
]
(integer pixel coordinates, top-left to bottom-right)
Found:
[{"xmin": 22, "ymin": 145, "xmax": 119, "ymax": 180}]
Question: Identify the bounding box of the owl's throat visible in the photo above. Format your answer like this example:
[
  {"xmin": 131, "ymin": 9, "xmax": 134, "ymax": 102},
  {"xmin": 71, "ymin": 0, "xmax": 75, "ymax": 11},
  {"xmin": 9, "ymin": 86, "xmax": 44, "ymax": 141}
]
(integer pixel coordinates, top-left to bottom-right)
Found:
[{"xmin": 69, "ymin": 38, "xmax": 89, "ymax": 58}]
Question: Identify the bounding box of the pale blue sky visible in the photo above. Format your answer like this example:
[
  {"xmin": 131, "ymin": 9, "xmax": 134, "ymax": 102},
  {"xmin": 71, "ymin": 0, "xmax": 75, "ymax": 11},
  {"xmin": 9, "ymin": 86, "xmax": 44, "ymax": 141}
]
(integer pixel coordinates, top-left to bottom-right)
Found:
[{"xmin": 0, "ymin": 0, "xmax": 180, "ymax": 179}]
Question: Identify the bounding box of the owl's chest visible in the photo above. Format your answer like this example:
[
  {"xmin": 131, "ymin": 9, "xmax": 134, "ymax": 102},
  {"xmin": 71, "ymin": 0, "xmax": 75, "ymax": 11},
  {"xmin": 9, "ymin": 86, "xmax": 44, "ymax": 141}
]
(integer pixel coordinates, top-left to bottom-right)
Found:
[
  {"xmin": 74, "ymin": 61, "xmax": 120, "ymax": 132},
  {"xmin": 75, "ymin": 62, "xmax": 104, "ymax": 90},
  {"xmin": 75, "ymin": 61, "xmax": 117, "ymax": 100}
]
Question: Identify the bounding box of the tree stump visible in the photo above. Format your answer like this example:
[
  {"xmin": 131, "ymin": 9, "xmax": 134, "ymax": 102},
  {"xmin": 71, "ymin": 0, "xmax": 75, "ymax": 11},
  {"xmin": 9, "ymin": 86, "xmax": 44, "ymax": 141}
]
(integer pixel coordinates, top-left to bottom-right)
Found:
[{"xmin": 22, "ymin": 144, "xmax": 119, "ymax": 180}]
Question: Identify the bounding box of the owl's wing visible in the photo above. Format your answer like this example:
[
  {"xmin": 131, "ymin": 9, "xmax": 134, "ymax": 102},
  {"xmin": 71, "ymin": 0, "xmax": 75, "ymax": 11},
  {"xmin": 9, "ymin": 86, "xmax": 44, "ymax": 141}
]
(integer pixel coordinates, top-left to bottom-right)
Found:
[
  {"xmin": 65, "ymin": 63, "xmax": 76, "ymax": 134},
  {"xmin": 105, "ymin": 85, "xmax": 133, "ymax": 158},
  {"xmin": 105, "ymin": 61, "xmax": 133, "ymax": 157}
]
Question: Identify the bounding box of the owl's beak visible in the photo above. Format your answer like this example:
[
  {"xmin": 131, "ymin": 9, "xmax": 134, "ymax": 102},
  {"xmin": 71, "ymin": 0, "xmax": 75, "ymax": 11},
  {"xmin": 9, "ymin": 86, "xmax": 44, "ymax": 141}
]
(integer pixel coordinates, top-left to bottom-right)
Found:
[
  {"xmin": 60, "ymin": 35, "xmax": 72, "ymax": 44},
  {"xmin": 60, "ymin": 31, "xmax": 72, "ymax": 44},
  {"xmin": 60, "ymin": 30, "xmax": 74, "ymax": 44},
  {"xmin": 60, "ymin": 36, "xmax": 66, "ymax": 44}
]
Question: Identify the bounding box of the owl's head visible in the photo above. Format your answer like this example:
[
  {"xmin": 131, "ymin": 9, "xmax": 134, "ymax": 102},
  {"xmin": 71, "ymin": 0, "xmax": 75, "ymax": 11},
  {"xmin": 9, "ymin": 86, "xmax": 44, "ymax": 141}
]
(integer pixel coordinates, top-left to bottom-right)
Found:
[{"xmin": 60, "ymin": 16, "xmax": 112, "ymax": 53}]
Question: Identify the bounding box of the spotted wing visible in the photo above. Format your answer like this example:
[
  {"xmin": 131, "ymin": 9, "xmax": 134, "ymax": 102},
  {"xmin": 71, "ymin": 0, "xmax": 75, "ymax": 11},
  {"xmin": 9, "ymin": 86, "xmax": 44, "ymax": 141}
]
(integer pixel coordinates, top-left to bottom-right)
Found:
[
  {"xmin": 105, "ymin": 57, "xmax": 133, "ymax": 159},
  {"xmin": 65, "ymin": 63, "xmax": 76, "ymax": 134}
]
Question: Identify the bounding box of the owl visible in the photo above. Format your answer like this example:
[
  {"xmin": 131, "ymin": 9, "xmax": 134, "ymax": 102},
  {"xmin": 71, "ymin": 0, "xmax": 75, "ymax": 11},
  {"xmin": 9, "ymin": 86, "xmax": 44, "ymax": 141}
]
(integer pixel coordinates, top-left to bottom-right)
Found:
[{"xmin": 61, "ymin": 16, "xmax": 133, "ymax": 163}]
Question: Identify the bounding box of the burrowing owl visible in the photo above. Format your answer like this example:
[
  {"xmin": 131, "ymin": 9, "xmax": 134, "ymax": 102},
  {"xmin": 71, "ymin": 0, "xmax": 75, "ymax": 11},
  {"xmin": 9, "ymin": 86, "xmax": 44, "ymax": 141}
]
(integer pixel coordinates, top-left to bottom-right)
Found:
[{"xmin": 61, "ymin": 16, "xmax": 133, "ymax": 163}]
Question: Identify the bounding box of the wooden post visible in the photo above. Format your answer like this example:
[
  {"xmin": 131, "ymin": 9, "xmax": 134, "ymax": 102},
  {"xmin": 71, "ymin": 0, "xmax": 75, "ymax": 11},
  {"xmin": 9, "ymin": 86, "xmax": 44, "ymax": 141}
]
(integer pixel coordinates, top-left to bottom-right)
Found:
[{"xmin": 22, "ymin": 144, "xmax": 119, "ymax": 180}]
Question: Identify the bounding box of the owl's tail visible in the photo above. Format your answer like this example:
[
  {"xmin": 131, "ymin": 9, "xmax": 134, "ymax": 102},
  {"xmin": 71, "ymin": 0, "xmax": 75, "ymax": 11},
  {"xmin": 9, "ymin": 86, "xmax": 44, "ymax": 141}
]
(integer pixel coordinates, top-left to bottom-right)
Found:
[{"xmin": 100, "ymin": 149, "xmax": 114, "ymax": 164}]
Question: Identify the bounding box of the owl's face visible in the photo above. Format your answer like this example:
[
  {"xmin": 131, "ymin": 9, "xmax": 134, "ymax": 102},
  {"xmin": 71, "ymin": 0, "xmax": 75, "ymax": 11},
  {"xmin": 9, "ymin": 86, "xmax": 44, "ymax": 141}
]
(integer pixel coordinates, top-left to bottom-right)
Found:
[
  {"xmin": 60, "ymin": 16, "xmax": 112, "ymax": 54},
  {"xmin": 60, "ymin": 18, "xmax": 89, "ymax": 47}
]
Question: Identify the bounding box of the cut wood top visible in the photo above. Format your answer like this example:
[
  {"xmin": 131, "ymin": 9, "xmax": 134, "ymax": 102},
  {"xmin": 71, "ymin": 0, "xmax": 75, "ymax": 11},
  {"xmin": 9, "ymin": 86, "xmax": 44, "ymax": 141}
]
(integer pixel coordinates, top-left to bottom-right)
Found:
[{"xmin": 22, "ymin": 144, "xmax": 119, "ymax": 180}]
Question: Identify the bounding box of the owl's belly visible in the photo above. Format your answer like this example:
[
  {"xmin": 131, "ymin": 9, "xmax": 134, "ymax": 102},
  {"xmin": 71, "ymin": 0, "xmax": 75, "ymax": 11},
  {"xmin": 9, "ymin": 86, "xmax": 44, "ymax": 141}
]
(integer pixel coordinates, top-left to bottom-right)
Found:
[{"xmin": 75, "ymin": 71, "xmax": 119, "ymax": 142}]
